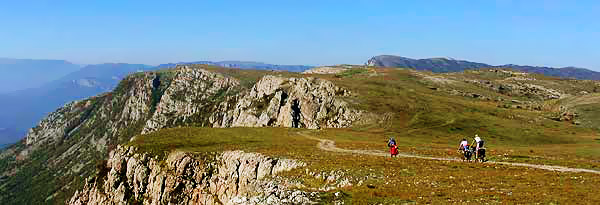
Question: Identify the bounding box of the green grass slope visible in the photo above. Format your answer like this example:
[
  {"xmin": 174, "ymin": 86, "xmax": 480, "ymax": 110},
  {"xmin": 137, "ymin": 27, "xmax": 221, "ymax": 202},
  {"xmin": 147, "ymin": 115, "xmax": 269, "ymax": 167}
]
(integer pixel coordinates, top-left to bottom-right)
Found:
[{"xmin": 127, "ymin": 67, "xmax": 600, "ymax": 203}]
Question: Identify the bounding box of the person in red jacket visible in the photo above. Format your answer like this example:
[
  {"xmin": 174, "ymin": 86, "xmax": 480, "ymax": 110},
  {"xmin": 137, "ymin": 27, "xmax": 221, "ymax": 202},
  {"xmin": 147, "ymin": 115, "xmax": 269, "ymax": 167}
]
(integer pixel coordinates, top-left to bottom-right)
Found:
[
  {"xmin": 390, "ymin": 144, "xmax": 399, "ymax": 157},
  {"xmin": 388, "ymin": 137, "xmax": 399, "ymax": 157}
]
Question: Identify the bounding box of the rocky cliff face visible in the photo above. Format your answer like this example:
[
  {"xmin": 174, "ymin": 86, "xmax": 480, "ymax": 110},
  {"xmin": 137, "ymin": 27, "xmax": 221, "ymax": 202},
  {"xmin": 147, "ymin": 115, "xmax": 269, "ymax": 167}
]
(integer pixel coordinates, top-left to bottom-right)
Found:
[
  {"xmin": 141, "ymin": 66, "xmax": 241, "ymax": 133},
  {"xmin": 69, "ymin": 146, "xmax": 313, "ymax": 205},
  {"xmin": 139, "ymin": 69, "xmax": 361, "ymax": 132},
  {"xmin": 0, "ymin": 72, "xmax": 159, "ymax": 203},
  {"xmin": 227, "ymin": 75, "xmax": 360, "ymax": 129},
  {"xmin": 0, "ymin": 65, "xmax": 362, "ymax": 204}
]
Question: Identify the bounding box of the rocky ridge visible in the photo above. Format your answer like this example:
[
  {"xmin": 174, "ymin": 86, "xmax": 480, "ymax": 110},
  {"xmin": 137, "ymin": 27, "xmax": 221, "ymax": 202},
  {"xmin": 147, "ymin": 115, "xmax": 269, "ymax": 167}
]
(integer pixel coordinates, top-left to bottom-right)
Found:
[
  {"xmin": 139, "ymin": 69, "xmax": 362, "ymax": 132},
  {"xmin": 21, "ymin": 66, "xmax": 361, "ymax": 159},
  {"xmin": 0, "ymin": 65, "xmax": 362, "ymax": 204},
  {"xmin": 69, "ymin": 146, "xmax": 313, "ymax": 205}
]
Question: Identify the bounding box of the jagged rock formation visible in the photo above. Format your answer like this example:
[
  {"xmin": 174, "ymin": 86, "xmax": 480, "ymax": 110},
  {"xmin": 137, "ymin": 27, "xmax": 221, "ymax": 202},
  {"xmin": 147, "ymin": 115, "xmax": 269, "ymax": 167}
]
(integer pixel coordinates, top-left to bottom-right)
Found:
[
  {"xmin": 227, "ymin": 76, "xmax": 359, "ymax": 129},
  {"xmin": 0, "ymin": 65, "xmax": 361, "ymax": 204},
  {"xmin": 69, "ymin": 146, "xmax": 313, "ymax": 205},
  {"xmin": 141, "ymin": 67, "xmax": 241, "ymax": 133},
  {"xmin": 141, "ymin": 70, "xmax": 361, "ymax": 132}
]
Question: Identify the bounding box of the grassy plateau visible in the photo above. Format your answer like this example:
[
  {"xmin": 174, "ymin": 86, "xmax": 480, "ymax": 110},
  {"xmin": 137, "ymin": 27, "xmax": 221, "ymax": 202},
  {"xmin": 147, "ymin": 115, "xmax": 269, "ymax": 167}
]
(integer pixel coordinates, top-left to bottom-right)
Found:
[{"xmin": 128, "ymin": 66, "xmax": 600, "ymax": 204}]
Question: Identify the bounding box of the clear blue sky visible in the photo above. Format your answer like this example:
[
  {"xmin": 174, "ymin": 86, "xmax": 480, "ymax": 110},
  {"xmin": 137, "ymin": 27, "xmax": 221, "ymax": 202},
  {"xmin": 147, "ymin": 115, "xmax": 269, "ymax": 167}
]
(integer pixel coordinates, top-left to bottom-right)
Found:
[{"xmin": 0, "ymin": 0, "xmax": 599, "ymax": 70}]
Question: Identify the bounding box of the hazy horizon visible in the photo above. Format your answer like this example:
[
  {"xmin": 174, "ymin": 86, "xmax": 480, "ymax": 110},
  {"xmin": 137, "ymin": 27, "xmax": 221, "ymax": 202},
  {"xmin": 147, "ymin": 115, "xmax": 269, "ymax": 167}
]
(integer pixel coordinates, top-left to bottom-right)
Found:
[{"xmin": 0, "ymin": 55, "xmax": 597, "ymax": 71}]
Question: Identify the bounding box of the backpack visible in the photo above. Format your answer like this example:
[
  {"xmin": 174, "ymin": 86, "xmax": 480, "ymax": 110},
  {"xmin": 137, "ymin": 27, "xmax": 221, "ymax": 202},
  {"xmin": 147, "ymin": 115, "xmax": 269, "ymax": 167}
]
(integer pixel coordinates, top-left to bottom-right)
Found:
[
  {"xmin": 388, "ymin": 138, "xmax": 396, "ymax": 147},
  {"xmin": 478, "ymin": 140, "xmax": 485, "ymax": 148}
]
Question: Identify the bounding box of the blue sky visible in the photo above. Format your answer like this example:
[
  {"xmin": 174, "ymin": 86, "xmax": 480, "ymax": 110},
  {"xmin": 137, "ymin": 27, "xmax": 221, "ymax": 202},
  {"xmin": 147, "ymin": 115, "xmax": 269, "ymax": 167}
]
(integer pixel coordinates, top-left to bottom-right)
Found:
[{"xmin": 0, "ymin": 0, "xmax": 599, "ymax": 70}]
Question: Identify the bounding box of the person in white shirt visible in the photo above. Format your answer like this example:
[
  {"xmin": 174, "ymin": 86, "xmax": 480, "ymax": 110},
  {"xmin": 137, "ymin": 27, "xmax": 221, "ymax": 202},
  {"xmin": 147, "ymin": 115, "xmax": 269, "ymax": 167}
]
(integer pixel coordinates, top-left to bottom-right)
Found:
[
  {"xmin": 458, "ymin": 138, "xmax": 469, "ymax": 151},
  {"xmin": 472, "ymin": 134, "xmax": 484, "ymax": 159}
]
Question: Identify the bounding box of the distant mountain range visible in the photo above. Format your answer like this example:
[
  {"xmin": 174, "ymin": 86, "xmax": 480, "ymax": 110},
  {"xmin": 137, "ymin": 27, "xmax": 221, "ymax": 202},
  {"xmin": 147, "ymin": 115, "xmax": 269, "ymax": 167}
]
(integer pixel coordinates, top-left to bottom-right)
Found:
[
  {"xmin": 0, "ymin": 59, "xmax": 312, "ymax": 145},
  {"xmin": 367, "ymin": 55, "xmax": 600, "ymax": 80},
  {"xmin": 156, "ymin": 61, "xmax": 313, "ymax": 72},
  {"xmin": 0, "ymin": 58, "xmax": 82, "ymax": 93},
  {"xmin": 0, "ymin": 63, "xmax": 153, "ymax": 145}
]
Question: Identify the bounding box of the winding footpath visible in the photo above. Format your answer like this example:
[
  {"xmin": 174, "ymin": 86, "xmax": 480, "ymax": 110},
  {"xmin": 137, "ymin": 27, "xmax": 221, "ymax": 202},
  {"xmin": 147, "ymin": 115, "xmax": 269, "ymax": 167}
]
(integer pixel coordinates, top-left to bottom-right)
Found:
[{"xmin": 298, "ymin": 131, "xmax": 600, "ymax": 175}]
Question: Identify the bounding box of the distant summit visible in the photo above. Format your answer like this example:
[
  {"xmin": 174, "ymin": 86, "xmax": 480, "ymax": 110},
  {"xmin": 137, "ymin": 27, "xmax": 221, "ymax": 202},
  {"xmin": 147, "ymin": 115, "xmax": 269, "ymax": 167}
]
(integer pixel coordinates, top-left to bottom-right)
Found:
[
  {"xmin": 367, "ymin": 55, "xmax": 600, "ymax": 80},
  {"xmin": 367, "ymin": 55, "xmax": 489, "ymax": 73}
]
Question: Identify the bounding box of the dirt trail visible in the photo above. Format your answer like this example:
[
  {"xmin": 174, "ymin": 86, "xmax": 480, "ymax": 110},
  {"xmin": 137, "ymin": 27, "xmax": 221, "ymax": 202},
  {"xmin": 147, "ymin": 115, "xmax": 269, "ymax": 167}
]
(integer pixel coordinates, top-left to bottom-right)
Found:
[{"xmin": 298, "ymin": 132, "xmax": 600, "ymax": 175}]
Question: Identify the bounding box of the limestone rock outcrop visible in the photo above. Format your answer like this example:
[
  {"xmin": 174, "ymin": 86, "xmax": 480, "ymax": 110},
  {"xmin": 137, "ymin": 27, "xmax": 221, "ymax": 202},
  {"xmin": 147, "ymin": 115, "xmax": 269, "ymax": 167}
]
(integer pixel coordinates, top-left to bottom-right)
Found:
[
  {"xmin": 142, "ymin": 67, "xmax": 240, "ymax": 133},
  {"xmin": 68, "ymin": 146, "xmax": 313, "ymax": 205},
  {"xmin": 137, "ymin": 69, "xmax": 362, "ymax": 131},
  {"xmin": 226, "ymin": 75, "xmax": 360, "ymax": 129}
]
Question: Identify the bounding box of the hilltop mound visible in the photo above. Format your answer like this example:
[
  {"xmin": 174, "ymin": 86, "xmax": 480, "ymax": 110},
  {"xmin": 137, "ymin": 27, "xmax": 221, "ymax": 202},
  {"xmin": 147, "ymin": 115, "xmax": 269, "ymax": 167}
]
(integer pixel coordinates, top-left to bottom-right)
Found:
[{"xmin": 367, "ymin": 55, "xmax": 489, "ymax": 72}]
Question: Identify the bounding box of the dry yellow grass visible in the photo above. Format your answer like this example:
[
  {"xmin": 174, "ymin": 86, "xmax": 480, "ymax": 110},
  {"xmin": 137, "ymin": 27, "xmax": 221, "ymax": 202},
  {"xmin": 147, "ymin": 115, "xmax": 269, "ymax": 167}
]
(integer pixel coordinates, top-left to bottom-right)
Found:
[{"xmin": 128, "ymin": 67, "xmax": 600, "ymax": 203}]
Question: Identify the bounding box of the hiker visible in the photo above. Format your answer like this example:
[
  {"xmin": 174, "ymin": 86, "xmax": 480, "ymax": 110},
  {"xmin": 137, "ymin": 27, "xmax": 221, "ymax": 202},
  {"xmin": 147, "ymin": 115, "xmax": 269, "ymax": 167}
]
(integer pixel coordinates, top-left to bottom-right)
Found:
[
  {"xmin": 472, "ymin": 134, "xmax": 485, "ymax": 160},
  {"xmin": 388, "ymin": 137, "xmax": 398, "ymax": 157},
  {"xmin": 390, "ymin": 144, "xmax": 399, "ymax": 157},
  {"xmin": 458, "ymin": 138, "xmax": 468, "ymax": 152},
  {"xmin": 457, "ymin": 138, "xmax": 472, "ymax": 161}
]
